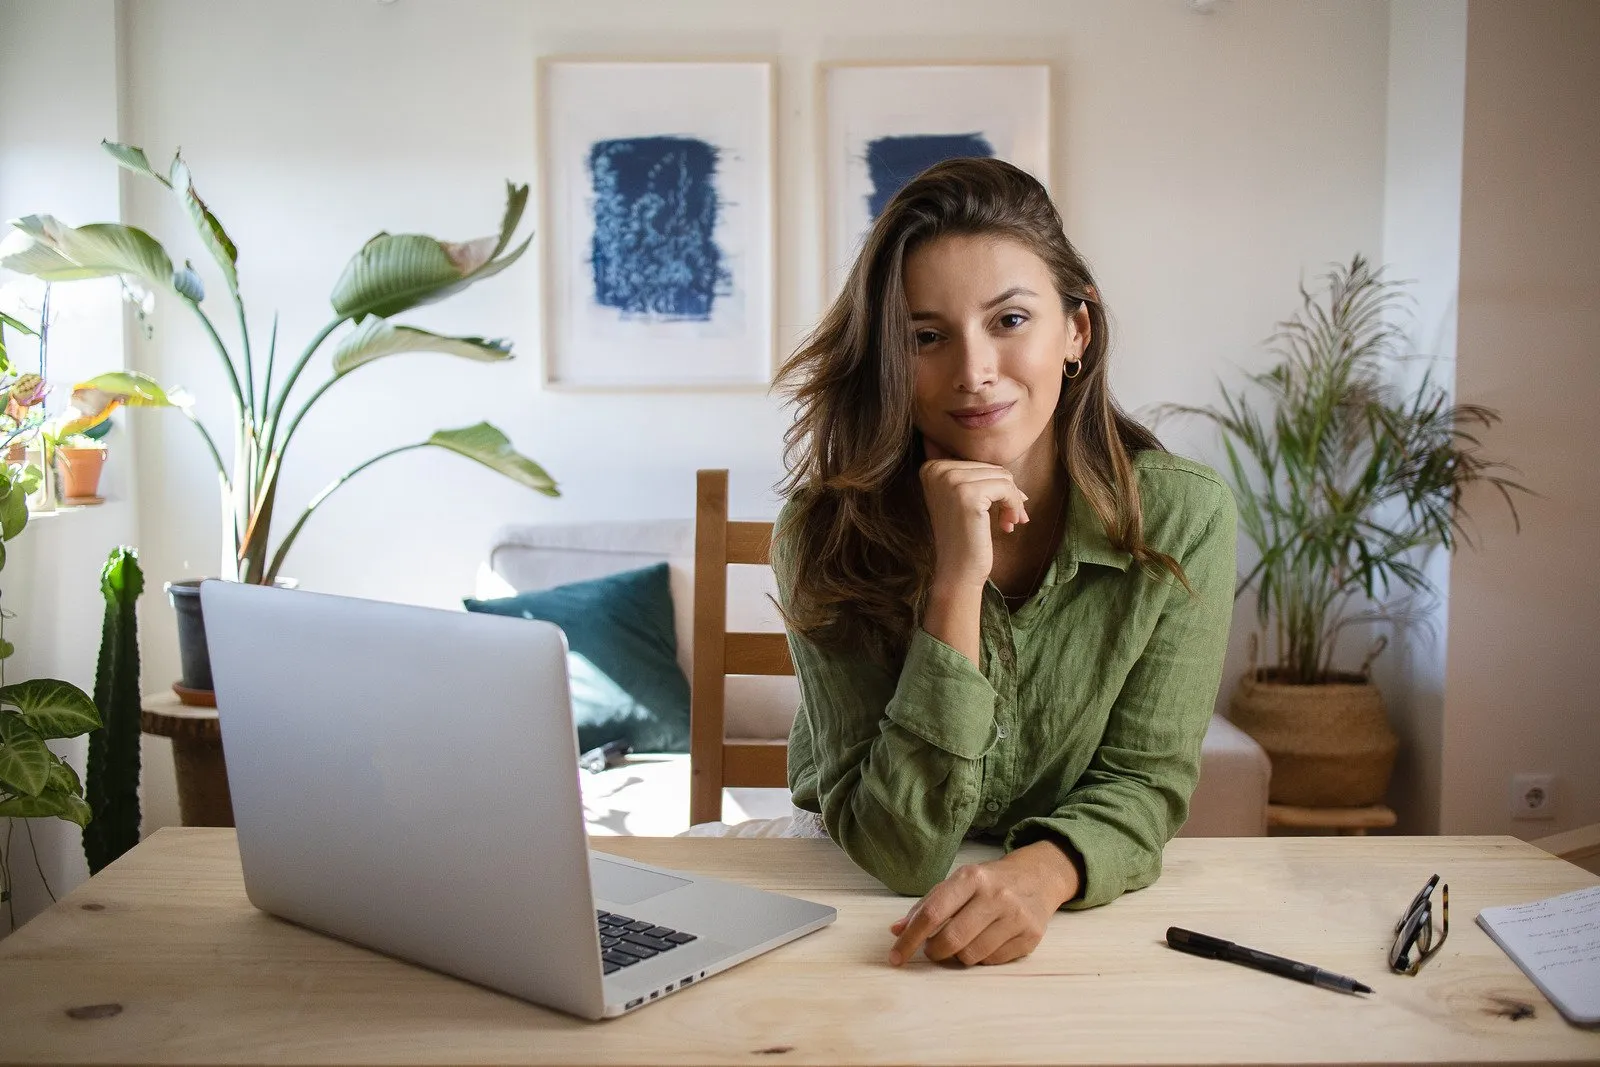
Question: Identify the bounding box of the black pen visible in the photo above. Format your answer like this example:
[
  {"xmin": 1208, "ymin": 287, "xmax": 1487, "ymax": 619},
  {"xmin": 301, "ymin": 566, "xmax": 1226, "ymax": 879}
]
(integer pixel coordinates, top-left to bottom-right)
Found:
[{"xmin": 1166, "ymin": 926, "xmax": 1373, "ymax": 995}]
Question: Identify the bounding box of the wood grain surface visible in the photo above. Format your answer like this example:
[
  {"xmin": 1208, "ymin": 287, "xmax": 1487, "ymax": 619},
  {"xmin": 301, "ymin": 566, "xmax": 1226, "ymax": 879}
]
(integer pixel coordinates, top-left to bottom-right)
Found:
[{"xmin": 2, "ymin": 830, "xmax": 1597, "ymax": 1065}]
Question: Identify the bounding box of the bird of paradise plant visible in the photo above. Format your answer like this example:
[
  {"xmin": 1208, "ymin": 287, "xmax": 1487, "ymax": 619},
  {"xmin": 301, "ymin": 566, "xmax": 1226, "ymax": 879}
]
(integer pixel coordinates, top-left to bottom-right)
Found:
[{"xmin": 0, "ymin": 141, "xmax": 557, "ymax": 584}]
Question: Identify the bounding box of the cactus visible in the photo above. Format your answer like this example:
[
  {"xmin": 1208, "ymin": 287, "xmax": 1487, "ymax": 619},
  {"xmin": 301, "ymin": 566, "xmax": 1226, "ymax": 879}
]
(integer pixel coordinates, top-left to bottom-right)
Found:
[{"xmin": 82, "ymin": 546, "xmax": 143, "ymax": 875}]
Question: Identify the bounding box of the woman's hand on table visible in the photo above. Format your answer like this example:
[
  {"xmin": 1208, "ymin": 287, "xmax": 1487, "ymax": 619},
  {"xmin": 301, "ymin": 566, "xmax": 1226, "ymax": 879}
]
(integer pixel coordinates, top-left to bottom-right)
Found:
[{"xmin": 886, "ymin": 840, "xmax": 1081, "ymax": 966}]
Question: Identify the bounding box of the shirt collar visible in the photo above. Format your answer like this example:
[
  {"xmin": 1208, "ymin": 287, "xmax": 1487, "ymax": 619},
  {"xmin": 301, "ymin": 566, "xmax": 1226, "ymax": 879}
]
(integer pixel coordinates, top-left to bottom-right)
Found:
[{"xmin": 1045, "ymin": 480, "xmax": 1133, "ymax": 586}]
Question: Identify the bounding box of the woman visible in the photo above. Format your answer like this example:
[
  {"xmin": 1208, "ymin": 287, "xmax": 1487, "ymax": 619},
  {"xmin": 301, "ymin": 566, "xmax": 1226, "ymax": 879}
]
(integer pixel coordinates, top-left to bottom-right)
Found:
[{"xmin": 771, "ymin": 158, "xmax": 1237, "ymax": 968}]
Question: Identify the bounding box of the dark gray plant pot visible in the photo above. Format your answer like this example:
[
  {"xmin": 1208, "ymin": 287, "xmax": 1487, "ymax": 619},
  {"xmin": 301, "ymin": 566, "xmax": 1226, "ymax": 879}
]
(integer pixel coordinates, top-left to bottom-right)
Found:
[
  {"xmin": 165, "ymin": 579, "xmax": 213, "ymax": 691},
  {"xmin": 166, "ymin": 577, "xmax": 298, "ymax": 692}
]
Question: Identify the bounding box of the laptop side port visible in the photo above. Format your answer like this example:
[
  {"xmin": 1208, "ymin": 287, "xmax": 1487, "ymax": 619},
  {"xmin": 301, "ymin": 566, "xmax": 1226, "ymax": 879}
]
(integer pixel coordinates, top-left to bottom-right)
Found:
[
  {"xmin": 681, "ymin": 975, "xmax": 694, "ymax": 985},
  {"xmin": 626, "ymin": 998, "xmax": 643, "ymax": 1009}
]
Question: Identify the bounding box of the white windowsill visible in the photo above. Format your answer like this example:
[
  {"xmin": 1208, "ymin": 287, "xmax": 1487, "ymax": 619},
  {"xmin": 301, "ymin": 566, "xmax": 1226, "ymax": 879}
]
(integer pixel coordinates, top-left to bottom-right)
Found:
[{"xmin": 25, "ymin": 501, "xmax": 110, "ymax": 520}]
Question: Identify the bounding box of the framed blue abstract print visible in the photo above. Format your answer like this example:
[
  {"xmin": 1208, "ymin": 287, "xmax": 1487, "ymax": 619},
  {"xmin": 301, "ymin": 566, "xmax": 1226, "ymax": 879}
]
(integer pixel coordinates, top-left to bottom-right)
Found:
[
  {"xmin": 539, "ymin": 58, "xmax": 776, "ymax": 389},
  {"xmin": 820, "ymin": 62, "xmax": 1051, "ymax": 301}
]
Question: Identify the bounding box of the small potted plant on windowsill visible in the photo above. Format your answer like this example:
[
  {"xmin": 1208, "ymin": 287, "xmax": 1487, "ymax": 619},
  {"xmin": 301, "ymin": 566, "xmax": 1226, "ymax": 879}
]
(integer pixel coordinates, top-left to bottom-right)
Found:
[{"xmin": 54, "ymin": 431, "xmax": 106, "ymax": 505}]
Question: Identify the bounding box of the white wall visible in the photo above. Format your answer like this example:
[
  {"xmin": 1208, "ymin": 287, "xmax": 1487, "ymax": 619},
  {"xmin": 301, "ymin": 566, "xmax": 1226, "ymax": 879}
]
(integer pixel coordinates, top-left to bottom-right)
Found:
[
  {"xmin": 117, "ymin": 0, "xmax": 1390, "ymax": 818},
  {"xmin": 8, "ymin": 1, "xmax": 1397, "ymax": 840},
  {"xmin": 1375, "ymin": 0, "xmax": 1467, "ymax": 834},
  {"xmin": 0, "ymin": 0, "xmax": 148, "ymax": 931},
  {"xmin": 1442, "ymin": 0, "xmax": 1600, "ymax": 837}
]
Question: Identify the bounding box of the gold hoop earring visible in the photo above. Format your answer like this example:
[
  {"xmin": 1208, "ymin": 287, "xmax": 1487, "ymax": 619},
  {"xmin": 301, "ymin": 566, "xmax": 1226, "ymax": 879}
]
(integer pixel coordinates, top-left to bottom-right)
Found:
[{"xmin": 1063, "ymin": 358, "xmax": 1083, "ymax": 380}]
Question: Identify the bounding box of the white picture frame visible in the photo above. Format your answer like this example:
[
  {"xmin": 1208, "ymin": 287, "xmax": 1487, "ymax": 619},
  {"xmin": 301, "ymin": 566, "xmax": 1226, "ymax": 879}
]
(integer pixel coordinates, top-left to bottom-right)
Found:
[
  {"xmin": 538, "ymin": 58, "xmax": 776, "ymax": 390},
  {"xmin": 819, "ymin": 61, "xmax": 1052, "ymax": 301}
]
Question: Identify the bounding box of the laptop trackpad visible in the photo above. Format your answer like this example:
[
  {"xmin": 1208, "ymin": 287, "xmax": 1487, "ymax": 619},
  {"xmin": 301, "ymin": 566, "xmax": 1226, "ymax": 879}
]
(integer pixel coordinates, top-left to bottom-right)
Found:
[{"xmin": 591, "ymin": 858, "xmax": 691, "ymax": 905}]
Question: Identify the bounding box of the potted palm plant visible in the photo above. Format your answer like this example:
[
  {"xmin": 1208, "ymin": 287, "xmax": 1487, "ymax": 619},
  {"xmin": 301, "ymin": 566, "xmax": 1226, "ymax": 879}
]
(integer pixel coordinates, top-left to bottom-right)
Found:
[
  {"xmin": 1159, "ymin": 255, "xmax": 1527, "ymax": 807},
  {"xmin": 0, "ymin": 142, "xmax": 559, "ymax": 695}
]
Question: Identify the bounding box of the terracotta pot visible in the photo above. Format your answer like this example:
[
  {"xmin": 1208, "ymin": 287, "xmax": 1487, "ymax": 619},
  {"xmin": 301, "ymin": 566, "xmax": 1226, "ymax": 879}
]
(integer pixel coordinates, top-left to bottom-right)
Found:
[
  {"xmin": 1228, "ymin": 668, "xmax": 1400, "ymax": 807},
  {"xmin": 57, "ymin": 446, "xmax": 107, "ymax": 501}
]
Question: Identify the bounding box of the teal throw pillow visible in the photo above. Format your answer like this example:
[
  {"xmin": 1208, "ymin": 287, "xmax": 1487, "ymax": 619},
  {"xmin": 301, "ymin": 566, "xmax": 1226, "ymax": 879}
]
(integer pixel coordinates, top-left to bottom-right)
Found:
[{"xmin": 463, "ymin": 562, "xmax": 690, "ymax": 753}]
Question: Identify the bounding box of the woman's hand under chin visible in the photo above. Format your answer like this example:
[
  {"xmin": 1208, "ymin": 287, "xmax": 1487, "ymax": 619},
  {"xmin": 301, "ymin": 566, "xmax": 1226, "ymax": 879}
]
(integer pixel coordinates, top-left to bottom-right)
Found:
[
  {"xmin": 885, "ymin": 841, "xmax": 1081, "ymax": 966},
  {"xmin": 919, "ymin": 434, "xmax": 1029, "ymax": 594}
]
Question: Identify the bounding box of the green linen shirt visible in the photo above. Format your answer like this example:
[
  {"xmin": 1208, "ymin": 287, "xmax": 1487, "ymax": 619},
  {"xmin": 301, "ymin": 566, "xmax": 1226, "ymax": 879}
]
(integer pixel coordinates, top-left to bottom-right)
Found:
[{"xmin": 774, "ymin": 451, "xmax": 1238, "ymax": 909}]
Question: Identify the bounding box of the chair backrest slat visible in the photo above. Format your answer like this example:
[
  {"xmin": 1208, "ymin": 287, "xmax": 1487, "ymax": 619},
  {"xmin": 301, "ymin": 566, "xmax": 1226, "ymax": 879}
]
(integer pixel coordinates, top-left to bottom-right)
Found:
[
  {"xmin": 725, "ymin": 522, "xmax": 772, "ymax": 565},
  {"xmin": 690, "ymin": 470, "xmax": 791, "ymax": 826},
  {"xmin": 724, "ymin": 632, "xmax": 793, "ymax": 676}
]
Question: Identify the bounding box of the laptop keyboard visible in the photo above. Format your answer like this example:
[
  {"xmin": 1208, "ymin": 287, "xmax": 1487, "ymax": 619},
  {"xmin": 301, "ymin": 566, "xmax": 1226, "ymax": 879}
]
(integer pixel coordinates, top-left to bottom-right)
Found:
[{"xmin": 596, "ymin": 910, "xmax": 699, "ymax": 975}]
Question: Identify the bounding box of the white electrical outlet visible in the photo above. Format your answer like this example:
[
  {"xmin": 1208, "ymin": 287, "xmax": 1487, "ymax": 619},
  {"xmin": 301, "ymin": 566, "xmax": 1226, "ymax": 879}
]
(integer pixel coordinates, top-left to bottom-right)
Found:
[{"xmin": 1510, "ymin": 773, "xmax": 1557, "ymax": 820}]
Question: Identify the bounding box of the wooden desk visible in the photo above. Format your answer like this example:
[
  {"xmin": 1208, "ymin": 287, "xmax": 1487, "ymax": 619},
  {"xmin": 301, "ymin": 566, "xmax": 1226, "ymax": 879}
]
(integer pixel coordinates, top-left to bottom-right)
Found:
[{"xmin": 2, "ymin": 830, "xmax": 1597, "ymax": 1065}]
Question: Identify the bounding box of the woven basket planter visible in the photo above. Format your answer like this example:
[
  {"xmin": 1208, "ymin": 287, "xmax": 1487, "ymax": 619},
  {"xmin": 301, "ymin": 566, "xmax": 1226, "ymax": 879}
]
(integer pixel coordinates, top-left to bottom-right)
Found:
[{"xmin": 1229, "ymin": 667, "xmax": 1399, "ymax": 807}]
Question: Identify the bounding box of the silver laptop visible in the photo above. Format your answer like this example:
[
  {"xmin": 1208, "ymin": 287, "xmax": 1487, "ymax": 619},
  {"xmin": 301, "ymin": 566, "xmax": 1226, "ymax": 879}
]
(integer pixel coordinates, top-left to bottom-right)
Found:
[{"xmin": 201, "ymin": 580, "xmax": 835, "ymax": 1020}]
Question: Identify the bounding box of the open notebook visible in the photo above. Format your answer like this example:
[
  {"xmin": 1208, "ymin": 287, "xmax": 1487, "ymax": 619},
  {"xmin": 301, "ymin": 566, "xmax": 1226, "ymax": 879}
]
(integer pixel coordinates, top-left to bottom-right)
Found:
[{"xmin": 1476, "ymin": 884, "xmax": 1600, "ymax": 1027}]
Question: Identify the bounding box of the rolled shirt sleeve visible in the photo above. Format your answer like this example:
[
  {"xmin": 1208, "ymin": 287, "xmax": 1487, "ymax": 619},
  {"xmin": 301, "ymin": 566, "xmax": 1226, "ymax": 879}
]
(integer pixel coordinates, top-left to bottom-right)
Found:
[{"xmin": 776, "ymin": 513, "xmax": 1000, "ymax": 896}]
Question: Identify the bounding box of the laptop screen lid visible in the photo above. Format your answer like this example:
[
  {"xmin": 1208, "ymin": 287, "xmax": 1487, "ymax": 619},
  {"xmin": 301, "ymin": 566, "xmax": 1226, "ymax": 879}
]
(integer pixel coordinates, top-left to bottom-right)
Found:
[{"xmin": 201, "ymin": 580, "xmax": 608, "ymax": 1019}]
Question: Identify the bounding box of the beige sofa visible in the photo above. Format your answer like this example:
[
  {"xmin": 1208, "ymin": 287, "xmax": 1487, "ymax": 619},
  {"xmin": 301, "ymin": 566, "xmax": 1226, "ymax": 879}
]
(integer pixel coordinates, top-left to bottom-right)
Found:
[{"xmin": 482, "ymin": 520, "xmax": 1270, "ymax": 839}]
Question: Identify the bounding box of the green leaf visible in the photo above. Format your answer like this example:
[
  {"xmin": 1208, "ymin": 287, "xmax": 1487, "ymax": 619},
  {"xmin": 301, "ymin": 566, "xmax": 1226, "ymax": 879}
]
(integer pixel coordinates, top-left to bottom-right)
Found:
[
  {"xmin": 0, "ymin": 310, "xmax": 38, "ymax": 337},
  {"xmin": 0, "ymin": 787, "xmax": 91, "ymax": 826},
  {"xmin": 0, "ymin": 233, "xmax": 107, "ymax": 280},
  {"xmin": 47, "ymin": 755, "xmax": 82, "ymax": 796},
  {"xmin": 0, "ymin": 678, "xmax": 101, "ymax": 739},
  {"xmin": 73, "ymin": 370, "xmax": 184, "ymax": 408},
  {"xmin": 330, "ymin": 319, "xmax": 512, "ymax": 377},
  {"xmin": 0, "ymin": 216, "xmax": 195, "ymax": 300},
  {"xmin": 0, "ymin": 714, "xmax": 51, "ymax": 796},
  {"xmin": 0, "ymin": 639, "xmax": 14, "ymax": 660},
  {"xmin": 170, "ymin": 155, "xmax": 240, "ymax": 294},
  {"xmin": 1, "ymin": 476, "xmax": 27, "ymax": 540},
  {"xmin": 426, "ymin": 422, "xmax": 558, "ymax": 496},
  {"xmin": 104, "ymin": 141, "xmax": 239, "ymax": 296},
  {"xmin": 58, "ymin": 370, "xmax": 188, "ymax": 438},
  {"xmin": 329, "ymin": 181, "xmax": 531, "ymax": 321},
  {"xmin": 102, "ymin": 141, "xmax": 173, "ymax": 188},
  {"xmin": 488, "ymin": 181, "xmax": 530, "ymax": 260},
  {"xmin": 0, "ymin": 310, "xmax": 33, "ymax": 377},
  {"xmin": 62, "ymin": 790, "xmax": 93, "ymax": 826}
]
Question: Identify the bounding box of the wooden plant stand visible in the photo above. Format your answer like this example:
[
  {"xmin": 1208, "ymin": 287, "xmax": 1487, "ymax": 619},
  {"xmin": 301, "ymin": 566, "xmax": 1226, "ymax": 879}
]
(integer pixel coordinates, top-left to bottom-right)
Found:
[{"xmin": 140, "ymin": 692, "xmax": 234, "ymax": 828}]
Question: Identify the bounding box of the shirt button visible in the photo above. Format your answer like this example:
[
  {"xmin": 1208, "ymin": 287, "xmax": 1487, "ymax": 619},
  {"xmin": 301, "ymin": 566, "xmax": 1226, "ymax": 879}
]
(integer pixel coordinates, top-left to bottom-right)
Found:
[
  {"xmin": 995, "ymin": 724, "xmax": 1007, "ymax": 739},
  {"xmin": 985, "ymin": 801, "xmax": 1001, "ymax": 813}
]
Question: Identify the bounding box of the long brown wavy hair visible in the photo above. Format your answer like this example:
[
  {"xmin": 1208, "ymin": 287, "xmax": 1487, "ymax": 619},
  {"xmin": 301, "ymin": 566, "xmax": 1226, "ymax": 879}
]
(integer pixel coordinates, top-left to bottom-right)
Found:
[{"xmin": 775, "ymin": 157, "xmax": 1187, "ymax": 665}]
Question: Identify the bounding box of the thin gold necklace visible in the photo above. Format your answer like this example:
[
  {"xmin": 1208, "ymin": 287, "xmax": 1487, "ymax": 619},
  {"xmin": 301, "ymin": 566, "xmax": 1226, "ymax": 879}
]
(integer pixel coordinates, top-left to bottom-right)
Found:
[{"xmin": 999, "ymin": 490, "xmax": 1067, "ymax": 611}]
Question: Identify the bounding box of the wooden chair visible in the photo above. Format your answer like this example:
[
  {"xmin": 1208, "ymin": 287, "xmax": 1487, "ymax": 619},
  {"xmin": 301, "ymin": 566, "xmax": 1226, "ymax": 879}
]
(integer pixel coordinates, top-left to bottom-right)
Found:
[{"xmin": 689, "ymin": 469, "xmax": 794, "ymax": 826}]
